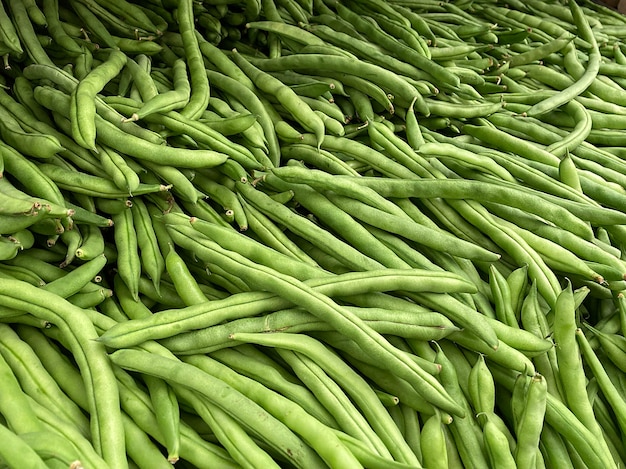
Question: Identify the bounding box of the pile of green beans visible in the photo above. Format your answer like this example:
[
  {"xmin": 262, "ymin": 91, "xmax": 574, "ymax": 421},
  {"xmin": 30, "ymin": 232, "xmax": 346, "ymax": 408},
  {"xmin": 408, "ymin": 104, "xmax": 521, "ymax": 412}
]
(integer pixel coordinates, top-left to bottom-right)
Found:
[{"xmin": 2, "ymin": 0, "xmax": 626, "ymax": 467}]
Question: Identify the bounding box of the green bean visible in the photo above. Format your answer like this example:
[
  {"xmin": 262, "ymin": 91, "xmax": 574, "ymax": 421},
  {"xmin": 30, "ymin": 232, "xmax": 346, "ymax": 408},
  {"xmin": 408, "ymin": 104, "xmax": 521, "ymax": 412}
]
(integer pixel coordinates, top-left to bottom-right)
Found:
[
  {"xmin": 523, "ymin": 4, "xmax": 599, "ymax": 116},
  {"xmin": 117, "ymin": 413, "xmax": 175, "ymax": 469},
  {"xmin": 111, "ymin": 275, "xmax": 149, "ymax": 321},
  {"xmin": 169, "ymin": 212, "xmax": 322, "ymax": 279},
  {"xmin": 280, "ymin": 143, "xmax": 359, "ymax": 175},
  {"xmin": 42, "ymin": 253, "xmax": 107, "ymax": 298},
  {"xmin": 335, "ymin": 350, "xmax": 436, "ymax": 416},
  {"xmin": 0, "ymin": 236, "xmax": 21, "ymax": 260},
  {"xmin": 317, "ymin": 330, "xmax": 440, "ymax": 377},
  {"xmin": 232, "ymin": 49, "xmax": 326, "ymax": 148},
  {"xmin": 42, "ymin": 0, "xmax": 82, "ymax": 56},
  {"xmin": 10, "ymin": 77, "xmax": 53, "ymax": 129},
  {"xmin": 462, "ymin": 121, "xmax": 561, "ymax": 167},
  {"xmin": 128, "ymin": 198, "xmax": 165, "ymax": 293},
  {"xmin": 0, "ymin": 342, "xmax": 45, "ymax": 434},
  {"xmin": 38, "ymin": 162, "xmax": 168, "ymax": 198},
  {"xmin": 192, "ymin": 174, "xmax": 247, "ymax": 228},
  {"xmin": 0, "ymin": 0, "xmax": 22, "ymax": 55},
  {"xmin": 419, "ymin": 142, "xmax": 514, "ymax": 182},
  {"xmin": 25, "ymin": 62, "xmax": 166, "ymax": 146},
  {"xmin": 545, "ymin": 100, "xmax": 592, "ymax": 157},
  {"xmin": 227, "ymin": 332, "xmax": 419, "ymax": 464},
  {"xmin": 538, "ymin": 423, "xmax": 575, "ymax": 469},
  {"xmin": 33, "ymin": 85, "xmax": 228, "ymax": 168},
  {"xmin": 175, "ymin": 384, "xmax": 282, "ymax": 469},
  {"xmin": 66, "ymin": 285, "xmax": 112, "ymax": 308},
  {"xmin": 164, "ymin": 243, "xmax": 209, "ymax": 306},
  {"xmin": 112, "ymin": 208, "xmax": 141, "ymax": 301},
  {"xmin": 303, "ymin": 23, "xmax": 430, "ymax": 95},
  {"xmin": 115, "ymin": 358, "xmax": 241, "ymax": 469},
  {"xmin": 558, "ymin": 152, "xmax": 583, "ymax": 194},
  {"xmin": 482, "ymin": 413, "xmax": 516, "ymax": 469},
  {"xmin": 106, "ymin": 96, "xmax": 261, "ymax": 170},
  {"xmin": 303, "ymin": 169, "xmax": 600, "ymax": 238},
  {"xmin": 264, "ymin": 175, "xmax": 411, "ymax": 269},
  {"xmin": 507, "ymin": 32, "xmax": 574, "ymax": 67},
  {"xmin": 163, "ymin": 303, "xmax": 457, "ymax": 354},
  {"xmin": 140, "ymin": 161, "xmax": 199, "ymax": 204},
  {"xmin": 404, "ymin": 96, "xmax": 426, "ymax": 149},
  {"xmin": 277, "ymin": 348, "xmax": 392, "ymax": 458},
  {"xmin": 103, "ymin": 238, "xmax": 464, "ymax": 416},
  {"xmin": 335, "ymin": 2, "xmax": 459, "ymax": 89},
  {"xmin": 246, "ymin": 20, "xmax": 326, "ymax": 46},
  {"xmin": 512, "ymin": 373, "xmax": 547, "ymax": 469},
  {"xmin": 99, "ymin": 266, "xmax": 469, "ymax": 348},
  {"xmin": 237, "ymin": 194, "xmax": 320, "ymax": 265},
  {"xmin": 552, "ymin": 281, "xmax": 614, "ymax": 458},
  {"xmin": 0, "ymin": 422, "xmax": 49, "ymax": 469},
  {"xmin": 110, "ymin": 348, "xmax": 348, "ymax": 469},
  {"xmin": 25, "ymin": 393, "xmax": 110, "ymax": 469},
  {"xmin": 0, "ymin": 261, "xmax": 47, "ymax": 287},
  {"xmin": 237, "ymin": 180, "xmax": 385, "ymax": 271},
  {"xmin": 123, "ymin": 55, "xmax": 159, "ymax": 101},
  {"xmin": 175, "ymin": 0, "xmax": 210, "ymax": 119},
  {"xmin": 468, "ymin": 353, "xmax": 495, "ymax": 418},
  {"xmin": 70, "ymin": 0, "xmax": 140, "ymax": 40},
  {"xmin": 576, "ymin": 328, "xmax": 626, "ymax": 436},
  {"xmin": 326, "ymin": 191, "xmax": 500, "ymax": 262},
  {"xmin": 420, "ymin": 411, "xmax": 448, "ymax": 469},
  {"xmin": 15, "ymin": 324, "xmax": 88, "ymax": 410},
  {"xmin": 98, "ymin": 145, "xmax": 141, "ymax": 194},
  {"xmin": 0, "ymin": 104, "xmax": 64, "ymax": 160},
  {"xmin": 8, "ymin": 0, "xmax": 54, "ymax": 65},
  {"xmin": 496, "ymin": 217, "xmax": 605, "ymax": 284},
  {"xmin": 352, "ymin": 173, "xmax": 623, "ymax": 236},
  {"xmin": 432, "ymin": 342, "xmax": 489, "ymax": 469},
  {"xmin": 70, "ymin": 48, "xmax": 128, "ymax": 150},
  {"xmin": 343, "ymin": 86, "xmax": 374, "ymax": 122},
  {"xmin": 525, "ymin": 283, "xmax": 566, "ymax": 397},
  {"xmin": 0, "ymin": 278, "xmax": 126, "ymax": 468},
  {"xmin": 140, "ymin": 375, "xmax": 180, "ymax": 465},
  {"xmin": 128, "ymin": 58, "xmax": 190, "ymax": 120},
  {"xmin": 206, "ymin": 69, "xmax": 280, "ymax": 166},
  {"xmin": 0, "ymin": 178, "xmax": 54, "ymax": 216},
  {"xmin": 246, "ymin": 53, "xmax": 421, "ymax": 108},
  {"xmin": 211, "ymin": 345, "xmax": 337, "ymax": 428}
]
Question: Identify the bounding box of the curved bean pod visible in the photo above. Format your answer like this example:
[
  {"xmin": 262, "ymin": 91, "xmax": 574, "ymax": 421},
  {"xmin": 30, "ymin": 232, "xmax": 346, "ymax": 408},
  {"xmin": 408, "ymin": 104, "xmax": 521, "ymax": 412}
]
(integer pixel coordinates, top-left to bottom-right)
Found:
[
  {"xmin": 70, "ymin": 49, "xmax": 128, "ymax": 150},
  {"xmin": 0, "ymin": 278, "xmax": 126, "ymax": 469},
  {"xmin": 176, "ymin": 0, "xmax": 210, "ymax": 120}
]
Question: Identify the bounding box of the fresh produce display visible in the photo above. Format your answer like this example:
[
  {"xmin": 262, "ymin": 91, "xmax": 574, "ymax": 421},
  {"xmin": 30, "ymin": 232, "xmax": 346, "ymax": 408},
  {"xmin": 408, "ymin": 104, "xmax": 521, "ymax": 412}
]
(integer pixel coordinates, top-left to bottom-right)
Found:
[{"xmin": 2, "ymin": 0, "xmax": 626, "ymax": 467}]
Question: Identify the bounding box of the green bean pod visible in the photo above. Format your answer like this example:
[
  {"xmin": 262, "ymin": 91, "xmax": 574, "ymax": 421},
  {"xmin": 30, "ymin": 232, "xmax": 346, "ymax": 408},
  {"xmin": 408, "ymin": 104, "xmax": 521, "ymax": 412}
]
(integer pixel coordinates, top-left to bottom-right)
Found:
[
  {"xmin": 576, "ymin": 328, "xmax": 626, "ymax": 437},
  {"xmin": 513, "ymin": 373, "xmax": 547, "ymax": 469},
  {"xmin": 112, "ymin": 208, "xmax": 141, "ymax": 302},
  {"xmin": 0, "ymin": 423, "xmax": 49, "ymax": 469},
  {"xmin": 483, "ymin": 413, "xmax": 516, "ymax": 469},
  {"xmin": 33, "ymin": 85, "xmax": 228, "ymax": 169},
  {"xmin": 130, "ymin": 58, "xmax": 190, "ymax": 121},
  {"xmin": 70, "ymin": 49, "xmax": 128, "ymax": 150},
  {"xmin": 420, "ymin": 411, "xmax": 449, "ymax": 469},
  {"xmin": 110, "ymin": 348, "xmax": 349, "ymax": 469},
  {"xmin": 468, "ymin": 354, "xmax": 495, "ymax": 418},
  {"xmin": 42, "ymin": 254, "xmax": 107, "ymax": 298},
  {"xmin": 0, "ymin": 0, "xmax": 22, "ymax": 55},
  {"xmin": 142, "ymin": 375, "xmax": 180, "ymax": 464}
]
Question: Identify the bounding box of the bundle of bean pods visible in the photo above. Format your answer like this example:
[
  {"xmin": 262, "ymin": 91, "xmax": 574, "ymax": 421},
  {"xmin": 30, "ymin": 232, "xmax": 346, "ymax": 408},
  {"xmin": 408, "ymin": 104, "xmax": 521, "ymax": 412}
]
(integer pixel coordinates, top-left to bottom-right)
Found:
[{"xmin": 2, "ymin": 0, "xmax": 626, "ymax": 467}]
